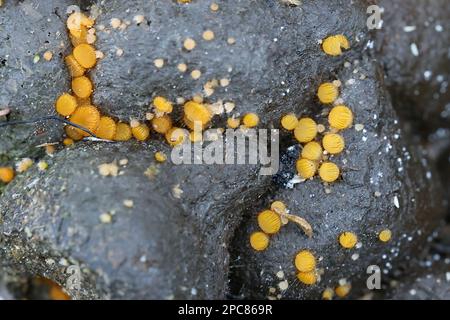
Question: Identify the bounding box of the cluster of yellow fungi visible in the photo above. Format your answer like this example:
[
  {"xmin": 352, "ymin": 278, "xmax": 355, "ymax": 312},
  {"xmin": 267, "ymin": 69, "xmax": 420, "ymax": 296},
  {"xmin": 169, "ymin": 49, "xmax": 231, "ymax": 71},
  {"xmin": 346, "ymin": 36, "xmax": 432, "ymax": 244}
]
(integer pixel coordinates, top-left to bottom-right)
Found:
[
  {"xmin": 295, "ymin": 250, "xmax": 318, "ymax": 285},
  {"xmin": 250, "ymin": 200, "xmax": 312, "ymax": 252}
]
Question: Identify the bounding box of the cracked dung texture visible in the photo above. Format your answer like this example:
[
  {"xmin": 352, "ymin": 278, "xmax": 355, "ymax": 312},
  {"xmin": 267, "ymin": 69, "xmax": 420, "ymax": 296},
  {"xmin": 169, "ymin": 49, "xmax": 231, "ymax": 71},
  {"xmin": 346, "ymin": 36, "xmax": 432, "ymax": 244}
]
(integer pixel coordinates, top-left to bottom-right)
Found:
[
  {"xmin": 0, "ymin": 141, "xmax": 270, "ymax": 299},
  {"xmin": 92, "ymin": 0, "xmax": 369, "ymax": 126},
  {"xmin": 230, "ymin": 59, "xmax": 446, "ymax": 299}
]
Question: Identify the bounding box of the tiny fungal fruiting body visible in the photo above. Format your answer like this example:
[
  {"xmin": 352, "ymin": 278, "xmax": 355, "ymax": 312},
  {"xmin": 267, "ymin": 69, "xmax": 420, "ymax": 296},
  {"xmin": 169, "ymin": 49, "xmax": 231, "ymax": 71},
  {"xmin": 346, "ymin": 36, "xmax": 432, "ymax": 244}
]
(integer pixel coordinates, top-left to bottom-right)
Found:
[
  {"xmin": 131, "ymin": 123, "xmax": 150, "ymax": 141},
  {"xmin": 379, "ymin": 229, "xmax": 392, "ymax": 242},
  {"xmin": 73, "ymin": 44, "xmax": 97, "ymax": 68},
  {"xmin": 0, "ymin": 167, "xmax": 15, "ymax": 184},
  {"xmin": 65, "ymin": 55, "xmax": 86, "ymax": 77},
  {"xmin": 335, "ymin": 284, "xmax": 351, "ymax": 298},
  {"xmin": 257, "ymin": 210, "xmax": 281, "ymax": 234},
  {"xmin": 68, "ymin": 105, "xmax": 100, "ymax": 138},
  {"xmin": 296, "ymin": 158, "xmax": 317, "ymax": 179},
  {"xmin": 322, "ymin": 133, "xmax": 345, "ymax": 155},
  {"xmin": 242, "ymin": 113, "xmax": 260, "ymax": 128},
  {"xmin": 281, "ymin": 114, "xmax": 298, "ymax": 131},
  {"xmin": 270, "ymin": 201, "xmax": 287, "ymax": 214},
  {"xmin": 317, "ymin": 83, "xmax": 339, "ymax": 104},
  {"xmin": 166, "ymin": 127, "xmax": 188, "ymax": 146},
  {"xmin": 328, "ymin": 105, "xmax": 353, "ymax": 130},
  {"xmin": 249, "ymin": 231, "xmax": 270, "ymax": 251},
  {"xmin": 294, "ymin": 118, "xmax": 317, "ymax": 143},
  {"xmin": 301, "ymin": 141, "xmax": 323, "ymax": 161},
  {"xmin": 95, "ymin": 117, "xmax": 117, "ymax": 140},
  {"xmin": 63, "ymin": 138, "xmax": 74, "ymax": 146},
  {"xmin": 56, "ymin": 93, "xmax": 78, "ymax": 117},
  {"xmin": 227, "ymin": 117, "xmax": 240, "ymax": 129},
  {"xmin": 151, "ymin": 115, "xmax": 173, "ymax": 134},
  {"xmin": 322, "ymin": 288, "xmax": 334, "ymax": 300},
  {"xmin": 184, "ymin": 101, "xmax": 212, "ymax": 129},
  {"xmin": 113, "ymin": 123, "xmax": 132, "ymax": 141},
  {"xmin": 339, "ymin": 232, "xmax": 358, "ymax": 249},
  {"xmin": 72, "ymin": 76, "xmax": 93, "ymax": 98},
  {"xmin": 297, "ymin": 271, "xmax": 317, "ymax": 285},
  {"xmin": 153, "ymin": 96, "xmax": 173, "ymax": 113},
  {"xmin": 318, "ymin": 162, "xmax": 340, "ymax": 183},
  {"xmin": 322, "ymin": 35, "xmax": 350, "ymax": 56},
  {"xmin": 294, "ymin": 250, "xmax": 316, "ymax": 272},
  {"xmin": 154, "ymin": 151, "xmax": 167, "ymax": 163}
]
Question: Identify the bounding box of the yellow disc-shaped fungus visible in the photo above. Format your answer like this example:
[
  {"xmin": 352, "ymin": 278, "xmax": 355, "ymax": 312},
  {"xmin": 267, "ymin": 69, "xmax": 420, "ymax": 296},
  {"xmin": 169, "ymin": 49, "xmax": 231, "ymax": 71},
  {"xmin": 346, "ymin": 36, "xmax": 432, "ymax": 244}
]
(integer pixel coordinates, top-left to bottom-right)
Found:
[
  {"xmin": 322, "ymin": 34, "xmax": 350, "ymax": 56},
  {"xmin": 294, "ymin": 118, "xmax": 317, "ymax": 143},
  {"xmin": 63, "ymin": 138, "xmax": 74, "ymax": 146},
  {"xmin": 322, "ymin": 288, "xmax": 334, "ymax": 300},
  {"xmin": 281, "ymin": 114, "xmax": 298, "ymax": 131},
  {"xmin": 322, "ymin": 133, "xmax": 345, "ymax": 154},
  {"xmin": 294, "ymin": 250, "xmax": 316, "ymax": 272},
  {"xmin": 65, "ymin": 54, "xmax": 86, "ymax": 77},
  {"xmin": 73, "ymin": 44, "xmax": 97, "ymax": 68},
  {"xmin": 114, "ymin": 123, "xmax": 132, "ymax": 141},
  {"xmin": 67, "ymin": 12, "xmax": 94, "ymax": 31},
  {"xmin": 68, "ymin": 105, "xmax": 100, "ymax": 137},
  {"xmin": 339, "ymin": 232, "xmax": 357, "ymax": 249},
  {"xmin": 153, "ymin": 96, "xmax": 173, "ymax": 113},
  {"xmin": 151, "ymin": 115, "xmax": 173, "ymax": 134},
  {"xmin": 317, "ymin": 83, "xmax": 339, "ymax": 104},
  {"xmin": 328, "ymin": 105, "xmax": 353, "ymax": 130},
  {"xmin": 95, "ymin": 117, "xmax": 117, "ymax": 140},
  {"xmin": 131, "ymin": 123, "xmax": 150, "ymax": 141},
  {"xmin": 257, "ymin": 210, "xmax": 281, "ymax": 235},
  {"xmin": 227, "ymin": 117, "xmax": 240, "ymax": 129},
  {"xmin": 379, "ymin": 229, "xmax": 392, "ymax": 243},
  {"xmin": 319, "ymin": 162, "xmax": 340, "ymax": 183},
  {"xmin": 249, "ymin": 232, "xmax": 270, "ymax": 251},
  {"xmin": 297, "ymin": 271, "xmax": 317, "ymax": 285},
  {"xmin": 0, "ymin": 167, "xmax": 15, "ymax": 183},
  {"xmin": 242, "ymin": 113, "xmax": 260, "ymax": 128},
  {"xmin": 184, "ymin": 101, "xmax": 212, "ymax": 128},
  {"xmin": 165, "ymin": 127, "xmax": 188, "ymax": 146},
  {"xmin": 65, "ymin": 125, "xmax": 84, "ymax": 141},
  {"xmin": 72, "ymin": 76, "xmax": 93, "ymax": 98},
  {"xmin": 296, "ymin": 158, "xmax": 317, "ymax": 179},
  {"xmin": 335, "ymin": 284, "xmax": 351, "ymax": 298},
  {"xmin": 154, "ymin": 151, "xmax": 167, "ymax": 163},
  {"xmin": 55, "ymin": 93, "xmax": 78, "ymax": 117},
  {"xmin": 270, "ymin": 200, "xmax": 287, "ymax": 214},
  {"xmin": 301, "ymin": 141, "xmax": 323, "ymax": 161}
]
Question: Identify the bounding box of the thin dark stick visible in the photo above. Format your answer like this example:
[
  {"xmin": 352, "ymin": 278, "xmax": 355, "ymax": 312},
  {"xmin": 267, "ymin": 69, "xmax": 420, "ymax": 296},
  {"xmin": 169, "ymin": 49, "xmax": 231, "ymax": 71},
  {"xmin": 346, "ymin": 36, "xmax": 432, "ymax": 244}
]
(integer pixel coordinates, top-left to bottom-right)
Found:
[{"xmin": 0, "ymin": 115, "xmax": 98, "ymax": 138}]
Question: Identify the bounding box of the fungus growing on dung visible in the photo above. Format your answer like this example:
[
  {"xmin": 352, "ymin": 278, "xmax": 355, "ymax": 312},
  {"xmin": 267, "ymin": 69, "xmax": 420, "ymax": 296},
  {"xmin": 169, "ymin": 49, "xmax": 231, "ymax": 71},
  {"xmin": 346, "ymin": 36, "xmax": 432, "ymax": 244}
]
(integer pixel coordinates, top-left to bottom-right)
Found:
[
  {"xmin": 65, "ymin": 55, "xmax": 86, "ymax": 77},
  {"xmin": 249, "ymin": 231, "xmax": 270, "ymax": 251},
  {"xmin": 55, "ymin": 93, "xmax": 78, "ymax": 117},
  {"xmin": 322, "ymin": 35, "xmax": 350, "ymax": 56},
  {"xmin": 131, "ymin": 122, "xmax": 150, "ymax": 141},
  {"xmin": 339, "ymin": 232, "xmax": 358, "ymax": 249},
  {"xmin": 281, "ymin": 114, "xmax": 298, "ymax": 131},
  {"xmin": 301, "ymin": 141, "xmax": 323, "ymax": 161},
  {"xmin": 68, "ymin": 105, "xmax": 100, "ymax": 137},
  {"xmin": 294, "ymin": 250, "xmax": 316, "ymax": 272},
  {"xmin": 242, "ymin": 113, "xmax": 260, "ymax": 128},
  {"xmin": 379, "ymin": 229, "xmax": 392, "ymax": 243},
  {"xmin": 113, "ymin": 123, "xmax": 132, "ymax": 141},
  {"xmin": 318, "ymin": 162, "xmax": 340, "ymax": 183},
  {"xmin": 72, "ymin": 76, "xmax": 93, "ymax": 98},
  {"xmin": 151, "ymin": 115, "xmax": 173, "ymax": 134},
  {"xmin": 328, "ymin": 105, "xmax": 353, "ymax": 130},
  {"xmin": 95, "ymin": 117, "xmax": 117, "ymax": 140},
  {"xmin": 296, "ymin": 158, "xmax": 317, "ymax": 179},
  {"xmin": 322, "ymin": 133, "xmax": 345, "ymax": 155},
  {"xmin": 153, "ymin": 96, "xmax": 173, "ymax": 113},
  {"xmin": 73, "ymin": 43, "xmax": 97, "ymax": 69},
  {"xmin": 317, "ymin": 83, "xmax": 339, "ymax": 104},
  {"xmin": 257, "ymin": 210, "xmax": 281, "ymax": 235},
  {"xmin": 0, "ymin": 167, "xmax": 15, "ymax": 184},
  {"xmin": 297, "ymin": 271, "xmax": 317, "ymax": 285},
  {"xmin": 294, "ymin": 118, "xmax": 317, "ymax": 143}
]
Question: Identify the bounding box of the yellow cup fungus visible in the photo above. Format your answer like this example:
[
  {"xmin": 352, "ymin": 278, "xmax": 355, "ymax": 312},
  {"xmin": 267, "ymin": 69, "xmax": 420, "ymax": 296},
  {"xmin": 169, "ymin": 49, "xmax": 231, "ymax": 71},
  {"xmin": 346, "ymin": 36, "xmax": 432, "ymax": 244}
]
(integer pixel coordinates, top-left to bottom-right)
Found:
[
  {"xmin": 113, "ymin": 123, "xmax": 132, "ymax": 141},
  {"xmin": 0, "ymin": 167, "xmax": 15, "ymax": 184},
  {"xmin": 335, "ymin": 284, "xmax": 351, "ymax": 298},
  {"xmin": 153, "ymin": 96, "xmax": 173, "ymax": 113},
  {"xmin": 328, "ymin": 105, "xmax": 353, "ymax": 130},
  {"xmin": 72, "ymin": 76, "xmax": 93, "ymax": 98},
  {"xmin": 242, "ymin": 113, "xmax": 260, "ymax": 128},
  {"xmin": 151, "ymin": 115, "xmax": 173, "ymax": 134},
  {"xmin": 270, "ymin": 200, "xmax": 287, "ymax": 214},
  {"xmin": 95, "ymin": 116, "xmax": 117, "ymax": 140},
  {"xmin": 131, "ymin": 123, "xmax": 150, "ymax": 141},
  {"xmin": 184, "ymin": 101, "xmax": 212, "ymax": 128},
  {"xmin": 317, "ymin": 83, "xmax": 339, "ymax": 104},
  {"xmin": 67, "ymin": 12, "xmax": 94, "ymax": 32},
  {"xmin": 322, "ymin": 133, "xmax": 345, "ymax": 154},
  {"xmin": 339, "ymin": 232, "xmax": 358, "ymax": 249},
  {"xmin": 70, "ymin": 26, "xmax": 88, "ymax": 46},
  {"xmin": 165, "ymin": 127, "xmax": 188, "ymax": 146},
  {"xmin": 297, "ymin": 271, "xmax": 317, "ymax": 285},
  {"xmin": 322, "ymin": 34, "xmax": 350, "ymax": 56},
  {"xmin": 294, "ymin": 118, "xmax": 317, "ymax": 143},
  {"xmin": 65, "ymin": 125, "xmax": 84, "ymax": 141},
  {"xmin": 65, "ymin": 54, "xmax": 86, "ymax": 78},
  {"xmin": 154, "ymin": 151, "xmax": 167, "ymax": 163},
  {"xmin": 379, "ymin": 229, "xmax": 392, "ymax": 243},
  {"xmin": 301, "ymin": 141, "xmax": 323, "ymax": 161},
  {"xmin": 296, "ymin": 158, "xmax": 317, "ymax": 179},
  {"xmin": 55, "ymin": 93, "xmax": 78, "ymax": 117},
  {"xmin": 294, "ymin": 250, "xmax": 316, "ymax": 272},
  {"xmin": 227, "ymin": 117, "xmax": 240, "ymax": 129},
  {"xmin": 319, "ymin": 162, "xmax": 340, "ymax": 183},
  {"xmin": 281, "ymin": 114, "xmax": 298, "ymax": 131},
  {"xmin": 322, "ymin": 288, "xmax": 334, "ymax": 300},
  {"xmin": 249, "ymin": 231, "xmax": 270, "ymax": 251},
  {"xmin": 73, "ymin": 43, "xmax": 97, "ymax": 69},
  {"xmin": 257, "ymin": 210, "xmax": 281, "ymax": 235},
  {"xmin": 63, "ymin": 138, "xmax": 74, "ymax": 146},
  {"xmin": 68, "ymin": 105, "xmax": 100, "ymax": 137}
]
